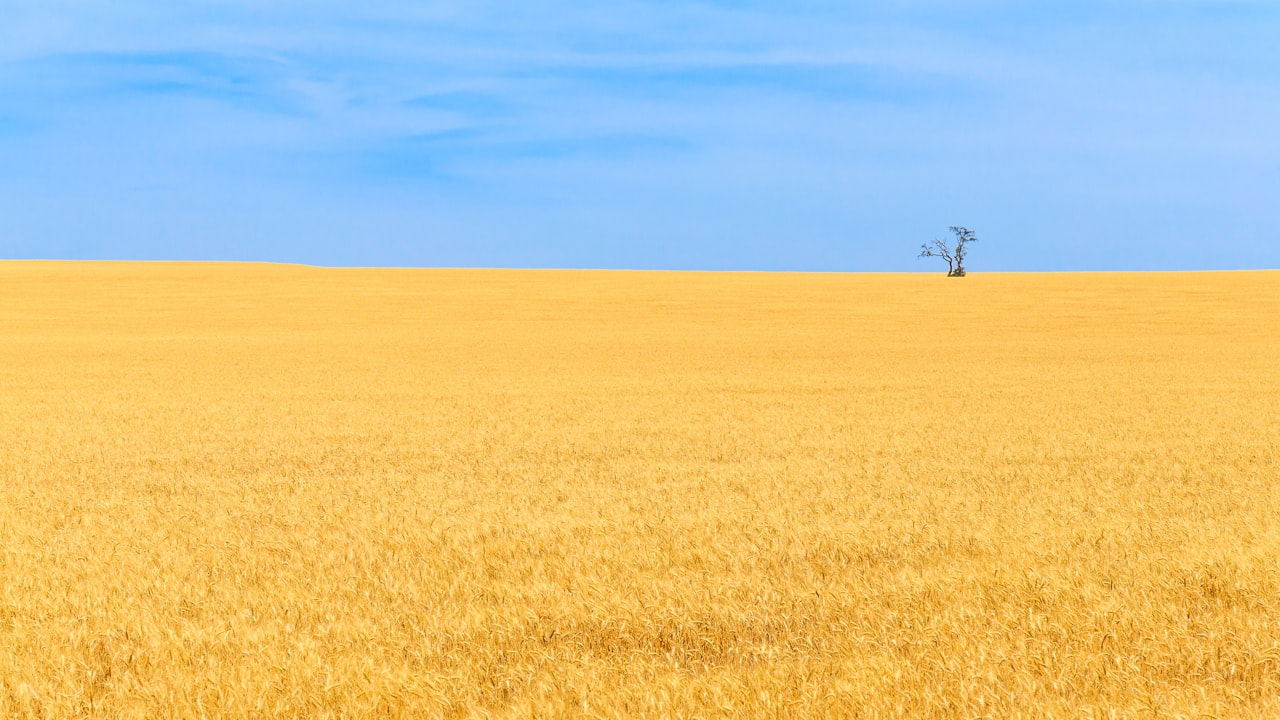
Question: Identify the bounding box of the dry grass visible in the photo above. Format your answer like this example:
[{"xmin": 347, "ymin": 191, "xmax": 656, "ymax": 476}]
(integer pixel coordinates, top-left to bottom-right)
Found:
[{"xmin": 1, "ymin": 262, "xmax": 1278, "ymax": 718}]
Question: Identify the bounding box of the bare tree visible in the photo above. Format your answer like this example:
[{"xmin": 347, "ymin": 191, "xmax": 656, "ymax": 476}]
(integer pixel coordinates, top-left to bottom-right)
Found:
[{"xmin": 919, "ymin": 226, "xmax": 978, "ymax": 277}]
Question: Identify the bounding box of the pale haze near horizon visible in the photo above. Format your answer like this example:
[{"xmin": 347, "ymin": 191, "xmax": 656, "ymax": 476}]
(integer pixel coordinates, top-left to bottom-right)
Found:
[{"xmin": 1, "ymin": 1, "xmax": 1277, "ymax": 272}]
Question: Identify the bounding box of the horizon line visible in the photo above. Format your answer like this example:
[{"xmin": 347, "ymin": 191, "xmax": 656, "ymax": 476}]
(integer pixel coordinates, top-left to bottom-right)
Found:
[{"xmin": 1, "ymin": 259, "xmax": 1277, "ymax": 274}]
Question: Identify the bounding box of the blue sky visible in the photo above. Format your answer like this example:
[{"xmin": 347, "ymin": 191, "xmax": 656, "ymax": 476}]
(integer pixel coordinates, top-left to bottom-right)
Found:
[{"xmin": 1, "ymin": 1, "xmax": 1277, "ymax": 271}]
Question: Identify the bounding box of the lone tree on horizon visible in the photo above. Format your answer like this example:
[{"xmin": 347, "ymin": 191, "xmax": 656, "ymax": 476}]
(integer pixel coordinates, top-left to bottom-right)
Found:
[{"xmin": 919, "ymin": 226, "xmax": 978, "ymax": 277}]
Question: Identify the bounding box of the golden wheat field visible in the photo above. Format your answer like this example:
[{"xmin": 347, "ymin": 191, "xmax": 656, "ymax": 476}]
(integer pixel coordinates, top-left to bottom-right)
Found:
[{"xmin": 1, "ymin": 262, "xmax": 1279, "ymax": 719}]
